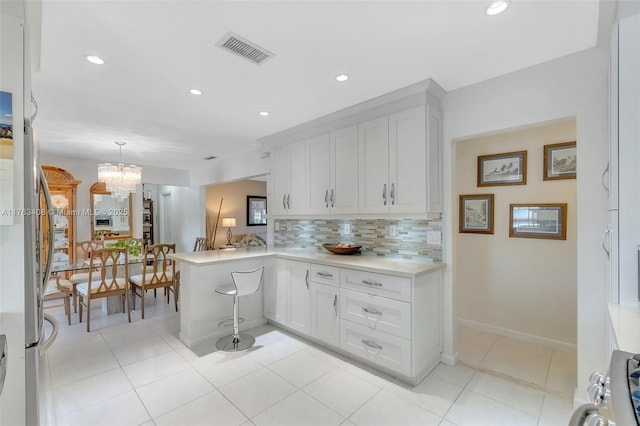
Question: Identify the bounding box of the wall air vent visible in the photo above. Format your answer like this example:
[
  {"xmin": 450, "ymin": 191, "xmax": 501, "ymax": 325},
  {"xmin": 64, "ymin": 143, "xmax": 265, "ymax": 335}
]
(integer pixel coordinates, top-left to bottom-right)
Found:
[{"xmin": 215, "ymin": 31, "xmax": 275, "ymax": 65}]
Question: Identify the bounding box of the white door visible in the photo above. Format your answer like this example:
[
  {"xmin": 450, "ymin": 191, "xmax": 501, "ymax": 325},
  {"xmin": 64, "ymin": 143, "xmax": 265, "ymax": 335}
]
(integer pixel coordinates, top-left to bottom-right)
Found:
[
  {"xmin": 358, "ymin": 116, "xmax": 389, "ymax": 214},
  {"xmin": 286, "ymin": 260, "xmax": 311, "ymax": 335},
  {"xmin": 159, "ymin": 192, "xmax": 173, "ymax": 243},
  {"xmin": 389, "ymin": 105, "xmax": 426, "ymax": 213},
  {"xmin": 271, "ymin": 145, "xmax": 289, "ymax": 215},
  {"xmin": 310, "ymin": 282, "xmax": 340, "ymax": 347},
  {"xmin": 288, "ymin": 141, "xmax": 308, "ymax": 215},
  {"xmin": 331, "ymin": 125, "xmax": 358, "ymax": 214},
  {"xmin": 307, "ymin": 133, "xmax": 331, "ymax": 214}
]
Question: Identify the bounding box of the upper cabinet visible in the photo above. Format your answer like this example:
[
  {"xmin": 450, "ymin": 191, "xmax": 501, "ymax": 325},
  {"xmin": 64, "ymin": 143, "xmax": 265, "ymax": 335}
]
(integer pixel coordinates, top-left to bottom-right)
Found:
[
  {"xmin": 307, "ymin": 126, "xmax": 358, "ymax": 215},
  {"xmin": 265, "ymin": 79, "xmax": 444, "ymax": 217},
  {"xmin": 271, "ymin": 140, "xmax": 307, "ymax": 215}
]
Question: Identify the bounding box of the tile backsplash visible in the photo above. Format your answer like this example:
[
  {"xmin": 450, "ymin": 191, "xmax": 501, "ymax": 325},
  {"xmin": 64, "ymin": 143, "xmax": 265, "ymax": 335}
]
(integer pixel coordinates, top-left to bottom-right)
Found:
[{"xmin": 273, "ymin": 218, "xmax": 442, "ymax": 261}]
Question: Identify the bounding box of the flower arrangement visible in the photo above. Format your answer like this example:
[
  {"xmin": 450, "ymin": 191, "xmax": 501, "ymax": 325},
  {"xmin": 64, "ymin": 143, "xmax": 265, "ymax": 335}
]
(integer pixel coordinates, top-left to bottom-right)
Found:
[{"xmin": 107, "ymin": 238, "xmax": 142, "ymax": 257}]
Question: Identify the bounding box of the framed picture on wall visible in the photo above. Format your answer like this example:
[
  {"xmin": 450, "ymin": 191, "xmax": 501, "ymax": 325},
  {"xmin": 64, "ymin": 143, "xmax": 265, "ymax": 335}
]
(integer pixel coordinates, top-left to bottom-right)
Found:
[
  {"xmin": 477, "ymin": 150, "xmax": 527, "ymax": 186},
  {"xmin": 247, "ymin": 195, "xmax": 267, "ymax": 226},
  {"xmin": 543, "ymin": 141, "xmax": 576, "ymax": 180},
  {"xmin": 509, "ymin": 203, "xmax": 567, "ymax": 240},
  {"xmin": 459, "ymin": 194, "xmax": 494, "ymax": 234}
]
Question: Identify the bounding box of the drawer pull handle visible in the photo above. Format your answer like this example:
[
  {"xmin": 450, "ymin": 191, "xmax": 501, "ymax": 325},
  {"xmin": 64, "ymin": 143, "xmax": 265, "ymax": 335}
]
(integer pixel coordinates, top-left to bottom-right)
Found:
[
  {"xmin": 317, "ymin": 271, "xmax": 333, "ymax": 278},
  {"xmin": 333, "ymin": 294, "xmax": 338, "ymax": 316},
  {"xmin": 362, "ymin": 307, "xmax": 383, "ymax": 316},
  {"xmin": 362, "ymin": 279, "xmax": 382, "ymax": 287},
  {"xmin": 305, "ymin": 269, "xmax": 309, "ymax": 289},
  {"xmin": 361, "ymin": 339, "xmax": 383, "ymax": 350}
]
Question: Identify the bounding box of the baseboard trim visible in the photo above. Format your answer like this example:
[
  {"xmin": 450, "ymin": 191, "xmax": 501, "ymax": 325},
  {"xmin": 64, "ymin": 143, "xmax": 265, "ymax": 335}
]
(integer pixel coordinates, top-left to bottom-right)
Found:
[
  {"xmin": 440, "ymin": 351, "xmax": 458, "ymax": 366},
  {"xmin": 457, "ymin": 318, "xmax": 577, "ymax": 353}
]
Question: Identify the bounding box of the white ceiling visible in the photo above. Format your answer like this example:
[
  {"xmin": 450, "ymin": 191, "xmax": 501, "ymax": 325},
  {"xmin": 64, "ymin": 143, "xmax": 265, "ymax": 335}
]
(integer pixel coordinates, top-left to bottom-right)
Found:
[{"xmin": 32, "ymin": 0, "xmax": 603, "ymax": 171}]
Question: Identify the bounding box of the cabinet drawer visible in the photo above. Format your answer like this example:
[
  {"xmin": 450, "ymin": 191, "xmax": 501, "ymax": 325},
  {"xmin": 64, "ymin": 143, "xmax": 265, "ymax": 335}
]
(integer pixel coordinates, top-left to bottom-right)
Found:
[
  {"xmin": 310, "ymin": 264, "xmax": 340, "ymax": 287},
  {"xmin": 340, "ymin": 269, "xmax": 411, "ymax": 302},
  {"xmin": 340, "ymin": 320, "xmax": 411, "ymax": 376},
  {"xmin": 340, "ymin": 288, "xmax": 410, "ymax": 339}
]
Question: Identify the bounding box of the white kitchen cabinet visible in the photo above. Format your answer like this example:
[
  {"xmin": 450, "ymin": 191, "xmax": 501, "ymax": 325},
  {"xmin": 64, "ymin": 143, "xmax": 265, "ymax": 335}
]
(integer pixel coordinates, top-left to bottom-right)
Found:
[
  {"xmin": 263, "ymin": 258, "xmax": 286, "ymax": 325},
  {"xmin": 310, "ymin": 282, "xmax": 340, "ymax": 347},
  {"xmin": 359, "ymin": 105, "xmax": 429, "ymax": 214},
  {"xmin": 271, "ymin": 140, "xmax": 308, "ymax": 215},
  {"xmin": 307, "ymin": 126, "xmax": 358, "ymax": 215},
  {"xmin": 285, "ymin": 259, "xmax": 311, "ymax": 335}
]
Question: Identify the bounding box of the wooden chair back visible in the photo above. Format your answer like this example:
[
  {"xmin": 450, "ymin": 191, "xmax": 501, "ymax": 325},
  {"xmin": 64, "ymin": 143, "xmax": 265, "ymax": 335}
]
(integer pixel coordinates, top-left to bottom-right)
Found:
[
  {"xmin": 76, "ymin": 240, "xmax": 104, "ymax": 260},
  {"xmin": 87, "ymin": 248, "xmax": 129, "ymax": 297},
  {"xmin": 193, "ymin": 237, "xmax": 209, "ymax": 252},
  {"xmin": 141, "ymin": 244, "xmax": 176, "ymax": 289}
]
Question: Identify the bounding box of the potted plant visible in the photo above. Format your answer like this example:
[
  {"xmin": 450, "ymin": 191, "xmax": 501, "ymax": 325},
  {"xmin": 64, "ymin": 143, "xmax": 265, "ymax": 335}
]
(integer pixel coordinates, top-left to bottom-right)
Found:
[{"xmin": 107, "ymin": 238, "xmax": 142, "ymax": 258}]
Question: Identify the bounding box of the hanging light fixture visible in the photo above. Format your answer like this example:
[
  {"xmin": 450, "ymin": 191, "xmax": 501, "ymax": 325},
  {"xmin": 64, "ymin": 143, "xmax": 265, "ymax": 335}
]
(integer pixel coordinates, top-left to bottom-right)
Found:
[{"xmin": 97, "ymin": 141, "xmax": 142, "ymax": 201}]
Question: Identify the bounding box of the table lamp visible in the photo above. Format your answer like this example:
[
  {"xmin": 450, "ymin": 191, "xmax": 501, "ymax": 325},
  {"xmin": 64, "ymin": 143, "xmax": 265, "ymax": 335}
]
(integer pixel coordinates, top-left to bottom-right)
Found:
[{"xmin": 221, "ymin": 217, "xmax": 237, "ymax": 246}]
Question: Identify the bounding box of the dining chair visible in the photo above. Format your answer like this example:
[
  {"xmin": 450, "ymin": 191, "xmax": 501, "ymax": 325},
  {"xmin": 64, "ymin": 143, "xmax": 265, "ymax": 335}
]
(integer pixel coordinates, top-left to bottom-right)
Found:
[
  {"xmin": 129, "ymin": 243, "xmax": 177, "ymax": 319},
  {"xmin": 193, "ymin": 237, "xmax": 209, "ymax": 252},
  {"xmin": 43, "ymin": 275, "xmax": 72, "ymax": 325},
  {"xmin": 77, "ymin": 247, "xmax": 131, "ymax": 332},
  {"xmin": 69, "ymin": 240, "xmax": 104, "ymax": 312}
]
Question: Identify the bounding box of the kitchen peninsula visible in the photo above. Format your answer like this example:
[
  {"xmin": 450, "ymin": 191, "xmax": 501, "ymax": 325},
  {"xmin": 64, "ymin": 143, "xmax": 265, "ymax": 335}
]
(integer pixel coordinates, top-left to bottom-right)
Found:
[{"xmin": 170, "ymin": 247, "xmax": 444, "ymax": 384}]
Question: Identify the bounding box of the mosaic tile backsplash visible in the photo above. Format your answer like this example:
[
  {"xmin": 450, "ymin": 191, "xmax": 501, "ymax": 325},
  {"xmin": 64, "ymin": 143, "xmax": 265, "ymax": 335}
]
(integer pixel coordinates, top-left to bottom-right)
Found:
[{"xmin": 273, "ymin": 218, "xmax": 442, "ymax": 261}]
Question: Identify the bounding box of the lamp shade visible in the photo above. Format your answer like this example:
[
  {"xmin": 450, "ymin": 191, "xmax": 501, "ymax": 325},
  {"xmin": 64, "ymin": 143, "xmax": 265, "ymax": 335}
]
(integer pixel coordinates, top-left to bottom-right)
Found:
[{"xmin": 222, "ymin": 217, "xmax": 237, "ymax": 228}]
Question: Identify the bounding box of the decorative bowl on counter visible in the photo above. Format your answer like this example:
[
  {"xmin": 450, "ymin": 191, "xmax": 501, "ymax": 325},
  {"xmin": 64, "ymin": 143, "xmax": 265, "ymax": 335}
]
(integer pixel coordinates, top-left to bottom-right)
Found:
[{"xmin": 322, "ymin": 243, "xmax": 362, "ymax": 255}]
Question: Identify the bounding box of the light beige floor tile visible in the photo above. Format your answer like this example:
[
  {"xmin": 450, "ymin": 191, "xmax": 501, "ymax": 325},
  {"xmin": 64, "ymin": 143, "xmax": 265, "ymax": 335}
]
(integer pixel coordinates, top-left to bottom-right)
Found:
[
  {"xmin": 457, "ymin": 340, "xmax": 491, "ymax": 368},
  {"xmin": 545, "ymin": 350, "xmax": 577, "ymax": 397},
  {"xmin": 538, "ymin": 393, "xmax": 574, "ymax": 426},
  {"xmin": 457, "ymin": 326, "xmax": 499, "ymax": 348},
  {"xmin": 491, "ymin": 335, "xmax": 553, "ymax": 363},
  {"xmin": 349, "ymin": 390, "xmax": 441, "ymax": 426},
  {"xmin": 56, "ymin": 390, "xmax": 150, "ymax": 426},
  {"xmin": 302, "ymin": 368, "xmax": 380, "ymax": 418},
  {"xmin": 466, "ymin": 372, "xmax": 544, "ymax": 417},
  {"xmin": 252, "ymin": 390, "xmax": 345, "ymax": 426},
  {"xmin": 136, "ymin": 369, "xmax": 214, "ymax": 418},
  {"xmin": 109, "ymin": 334, "xmax": 174, "ymax": 366},
  {"xmin": 220, "ymin": 368, "xmax": 297, "ymax": 418},
  {"xmin": 386, "ymin": 374, "xmax": 463, "ymax": 417},
  {"xmin": 480, "ymin": 348, "xmax": 549, "ymax": 387},
  {"xmin": 154, "ymin": 391, "xmax": 248, "ymax": 426},
  {"xmin": 429, "ymin": 363, "xmax": 476, "ymax": 388},
  {"xmin": 53, "ymin": 368, "xmax": 133, "ymax": 418},
  {"xmin": 123, "ymin": 350, "xmax": 192, "ymax": 388},
  {"xmin": 438, "ymin": 420, "xmax": 458, "ymax": 426},
  {"xmin": 268, "ymin": 349, "xmax": 334, "ymax": 387},
  {"xmin": 246, "ymin": 339, "xmax": 306, "ymax": 366},
  {"xmin": 445, "ymin": 389, "xmax": 538, "ymax": 426},
  {"xmin": 193, "ymin": 350, "xmax": 263, "ymax": 388},
  {"xmin": 50, "ymin": 348, "xmax": 120, "ymax": 388}
]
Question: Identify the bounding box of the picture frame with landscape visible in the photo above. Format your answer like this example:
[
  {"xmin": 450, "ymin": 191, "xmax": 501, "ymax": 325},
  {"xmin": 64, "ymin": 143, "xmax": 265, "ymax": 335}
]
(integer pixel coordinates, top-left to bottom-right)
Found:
[
  {"xmin": 543, "ymin": 141, "xmax": 576, "ymax": 180},
  {"xmin": 509, "ymin": 203, "xmax": 567, "ymax": 240},
  {"xmin": 247, "ymin": 195, "xmax": 267, "ymax": 226},
  {"xmin": 459, "ymin": 194, "xmax": 494, "ymax": 234},
  {"xmin": 477, "ymin": 150, "xmax": 527, "ymax": 187}
]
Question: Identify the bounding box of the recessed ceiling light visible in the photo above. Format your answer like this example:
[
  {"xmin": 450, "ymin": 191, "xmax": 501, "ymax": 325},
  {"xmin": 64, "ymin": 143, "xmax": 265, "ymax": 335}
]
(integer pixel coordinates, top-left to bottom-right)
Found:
[
  {"xmin": 189, "ymin": 89, "xmax": 203, "ymax": 96},
  {"xmin": 486, "ymin": 0, "xmax": 510, "ymax": 16},
  {"xmin": 335, "ymin": 74, "xmax": 349, "ymax": 82},
  {"xmin": 85, "ymin": 55, "xmax": 105, "ymax": 65},
  {"xmin": 259, "ymin": 111, "xmax": 270, "ymax": 116}
]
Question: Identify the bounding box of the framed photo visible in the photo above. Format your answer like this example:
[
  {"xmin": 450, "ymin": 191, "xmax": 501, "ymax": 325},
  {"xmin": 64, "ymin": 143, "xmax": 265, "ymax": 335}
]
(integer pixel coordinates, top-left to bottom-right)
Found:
[
  {"xmin": 509, "ymin": 203, "xmax": 567, "ymax": 240},
  {"xmin": 477, "ymin": 150, "xmax": 527, "ymax": 187},
  {"xmin": 459, "ymin": 194, "xmax": 494, "ymax": 234},
  {"xmin": 544, "ymin": 141, "xmax": 576, "ymax": 180},
  {"xmin": 247, "ymin": 195, "xmax": 267, "ymax": 226}
]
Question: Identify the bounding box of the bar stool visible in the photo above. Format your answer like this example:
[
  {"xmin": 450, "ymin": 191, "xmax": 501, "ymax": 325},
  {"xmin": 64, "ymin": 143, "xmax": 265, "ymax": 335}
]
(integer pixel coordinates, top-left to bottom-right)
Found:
[{"xmin": 215, "ymin": 266, "xmax": 264, "ymax": 351}]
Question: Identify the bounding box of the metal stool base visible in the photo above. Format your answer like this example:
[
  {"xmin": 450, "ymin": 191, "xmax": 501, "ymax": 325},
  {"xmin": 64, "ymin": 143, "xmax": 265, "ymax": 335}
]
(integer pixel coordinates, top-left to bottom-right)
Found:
[{"xmin": 216, "ymin": 333, "xmax": 255, "ymax": 352}]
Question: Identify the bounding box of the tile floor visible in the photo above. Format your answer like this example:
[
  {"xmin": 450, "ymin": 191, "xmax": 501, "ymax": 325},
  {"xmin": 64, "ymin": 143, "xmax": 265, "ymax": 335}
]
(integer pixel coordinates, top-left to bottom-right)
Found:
[{"xmin": 43, "ymin": 297, "xmax": 577, "ymax": 426}]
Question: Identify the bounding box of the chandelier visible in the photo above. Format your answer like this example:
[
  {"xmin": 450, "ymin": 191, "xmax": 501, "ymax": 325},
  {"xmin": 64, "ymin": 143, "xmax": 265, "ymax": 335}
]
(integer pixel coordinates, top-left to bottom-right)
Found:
[{"xmin": 97, "ymin": 141, "xmax": 142, "ymax": 201}]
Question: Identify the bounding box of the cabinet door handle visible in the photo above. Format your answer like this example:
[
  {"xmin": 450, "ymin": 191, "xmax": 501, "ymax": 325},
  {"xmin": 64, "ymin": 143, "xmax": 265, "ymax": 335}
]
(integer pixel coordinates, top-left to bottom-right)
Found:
[
  {"xmin": 333, "ymin": 294, "xmax": 338, "ymax": 316},
  {"xmin": 601, "ymin": 226, "xmax": 611, "ymax": 259},
  {"xmin": 286, "ymin": 194, "xmax": 291, "ymax": 209},
  {"xmin": 330, "ymin": 189, "xmax": 335, "ymax": 208},
  {"xmin": 317, "ymin": 271, "xmax": 333, "ymax": 278},
  {"xmin": 390, "ymin": 183, "xmax": 395, "ymax": 206},
  {"xmin": 305, "ymin": 269, "xmax": 309, "ymax": 289},
  {"xmin": 282, "ymin": 194, "xmax": 287, "ymax": 209},
  {"xmin": 362, "ymin": 279, "xmax": 383, "ymax": 287},
  {"xmin": 325, "ymin": 189, "xmax": 329, "ymax": 208},
  {"xmin": 601, "ymin": 162, "xmax": 610, "ymax": 196},
  {"xmin": 362, "ymin": 307, "xmax": 383, "ymax": 316},
  {"xmin": 361, "ymin": 339, "xmax": 383, "ymax": 350},
  {"xmin": 382, "ymin": 184, "xmax": 387, "ymax": 206}
]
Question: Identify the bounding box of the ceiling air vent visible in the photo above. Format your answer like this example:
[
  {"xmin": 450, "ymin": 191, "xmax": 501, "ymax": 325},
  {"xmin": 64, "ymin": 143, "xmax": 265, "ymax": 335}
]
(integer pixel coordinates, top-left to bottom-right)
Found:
[
  {"xmin": 204, "ymin": 156, "xmax": 217, "ymax": 160},
  {"xmin": 216, "ymin": 31, "xmax": 275, "ymax": 65}
]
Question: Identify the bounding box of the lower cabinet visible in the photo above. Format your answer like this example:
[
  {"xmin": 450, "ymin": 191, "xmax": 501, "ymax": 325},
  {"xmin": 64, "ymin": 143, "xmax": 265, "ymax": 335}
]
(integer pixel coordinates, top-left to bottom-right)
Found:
[
  {"xmin": 310, "ymin": 282, "xmax": 340, "ymax": 347},
  {"xmin": 263, "ymin": 258, "xmax": 286, "ymax": 325},
  {"xmin": 285, "ymin": 259, "xmax": 311, "ymax": 335}
]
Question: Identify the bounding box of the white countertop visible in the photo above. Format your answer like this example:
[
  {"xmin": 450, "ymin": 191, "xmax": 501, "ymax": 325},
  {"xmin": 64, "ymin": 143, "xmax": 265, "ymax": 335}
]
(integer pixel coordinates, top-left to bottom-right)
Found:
[
  {"xmin": 608, "ymin": 303, "xmax": 640, "ymax": 353},
  {"xmin": 169, "ymin": 246, "xmax": 444, "ymax": 278}
]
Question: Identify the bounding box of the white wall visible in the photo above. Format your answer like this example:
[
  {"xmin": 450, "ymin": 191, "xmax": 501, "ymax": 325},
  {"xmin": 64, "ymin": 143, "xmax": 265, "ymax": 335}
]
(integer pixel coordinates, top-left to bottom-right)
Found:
[
  {"xmin": 157, "ymin": 184, "xmax": 200, "ymax": 253},
  {"xmin": 190, "ymin": 149, "xmax": 269, "ymax": 187},
  {"xmin": 455, "ymin": 120, "xmax": 577, "ymax": 348},
  {"xmin": 443, "ymin": 48, "xmax": 609, "ymax": 401}
]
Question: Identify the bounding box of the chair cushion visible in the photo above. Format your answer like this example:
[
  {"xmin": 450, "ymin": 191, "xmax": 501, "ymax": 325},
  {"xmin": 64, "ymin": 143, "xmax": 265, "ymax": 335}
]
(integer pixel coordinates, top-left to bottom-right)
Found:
[
  {"xmin": 76, "ymin": 278, "xmax": 127, "ymax": 296},
  {"xmin": 129, "ymin": 272, "xmax": 174, "ymax": 286},
  {"xmin": 70, "ymin": 272, "xmax": 90, "ymax": 284},
  {"xmin": 215, "ymin": 283, "xmax": 237, "ymax": 296}
]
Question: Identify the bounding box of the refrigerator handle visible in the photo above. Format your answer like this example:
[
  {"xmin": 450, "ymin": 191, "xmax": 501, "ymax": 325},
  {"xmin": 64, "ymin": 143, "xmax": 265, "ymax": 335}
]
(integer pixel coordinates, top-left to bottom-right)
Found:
[
  {"xmin": 601, "ymin": 225, "xmax": 611, "ymax": 259},
  {"xmin": 30, "ymin": 93, "xmax": 38, "ymax": 123},
  {"xmin": 40, "ymin": 167, "xmax": 55, "ymax": 285},
  {"xmin": 601, "ymin": 162, "xmax": 610, "ymax": 196},
  {"xmin": 40, "ymin": 314, "xmax": 58, "ymax": 353}
]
